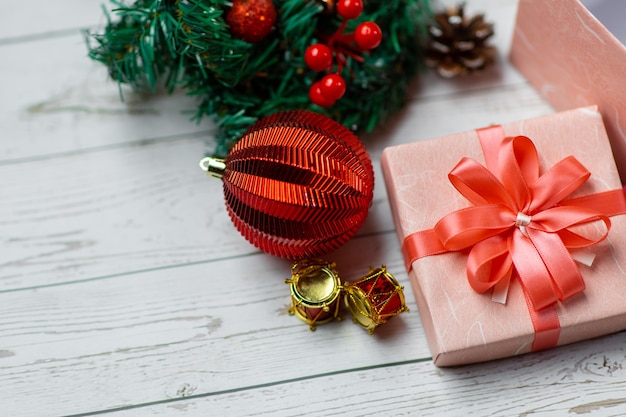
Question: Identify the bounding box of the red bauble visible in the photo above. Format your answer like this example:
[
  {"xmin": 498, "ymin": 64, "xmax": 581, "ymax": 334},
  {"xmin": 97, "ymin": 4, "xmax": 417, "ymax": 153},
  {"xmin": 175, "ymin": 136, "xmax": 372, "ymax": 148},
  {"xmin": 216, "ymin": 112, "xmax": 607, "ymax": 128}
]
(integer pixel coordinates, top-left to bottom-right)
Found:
[
  {"xmin": 309, "ymin": 82, "xmax": 336, "ymax": 107},
  {"xmin": 355, "ymin": 22, "xmax": 383, "ymax": 50},
  {"xmin": 336, "ymin": 0, "xmax": 363, "ymax": 20},
  {"xmin": 319, "ymin": 74, "xmax": 346, "ymax": 101},
  {"xmin": 226, "ymin": 0, "xmax": 277, "ymax": 43},
  {"xmin": 217, "ymin": 111, "xmax": 374, "ymax": 259},
  {"xmin": 304, "ymin": 43, "xmax": 333, "ymax": 72}
]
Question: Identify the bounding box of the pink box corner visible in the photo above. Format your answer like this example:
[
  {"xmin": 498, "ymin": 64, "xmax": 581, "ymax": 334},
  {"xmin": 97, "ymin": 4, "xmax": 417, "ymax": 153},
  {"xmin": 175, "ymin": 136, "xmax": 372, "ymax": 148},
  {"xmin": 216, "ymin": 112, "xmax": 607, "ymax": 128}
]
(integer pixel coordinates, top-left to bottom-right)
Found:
[
  {"xmin": 381, "ymin": 107, "xmax": 626, "ymax": 366},
  {"xmin": 510, "ymin": 0, "xmax": 626, "ymax": 181}
]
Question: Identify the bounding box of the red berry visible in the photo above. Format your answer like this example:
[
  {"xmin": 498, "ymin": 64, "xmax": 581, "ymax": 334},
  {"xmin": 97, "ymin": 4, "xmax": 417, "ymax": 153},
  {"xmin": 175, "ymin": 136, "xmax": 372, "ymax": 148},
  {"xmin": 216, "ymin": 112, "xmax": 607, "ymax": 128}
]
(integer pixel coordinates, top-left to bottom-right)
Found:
[
  {"xmin": 309, "ymin": 82, "xmax": 336, "ymax": 107},
  {"xmin": 305, "ymin": 43, "xmax": 333, "ymax": 72},
  {"xmin": 337, "ymin": 0, "xmax": 363, "ymax": 20},
  {"xmin": 319, "ymin": 74, "xmax": 346, "ymax": 101},
  {"xmin": 355, "ymin": 22, "xmax": 382, "ymax": 50}
]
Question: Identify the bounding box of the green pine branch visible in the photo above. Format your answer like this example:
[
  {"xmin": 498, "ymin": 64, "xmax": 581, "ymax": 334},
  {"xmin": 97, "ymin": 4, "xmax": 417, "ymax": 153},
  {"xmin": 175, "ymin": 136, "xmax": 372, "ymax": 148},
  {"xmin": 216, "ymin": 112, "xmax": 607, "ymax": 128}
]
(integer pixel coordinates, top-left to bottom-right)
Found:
[{"xmin": 86, "ymin": 0, "xmax": 432, "ymax": 155}]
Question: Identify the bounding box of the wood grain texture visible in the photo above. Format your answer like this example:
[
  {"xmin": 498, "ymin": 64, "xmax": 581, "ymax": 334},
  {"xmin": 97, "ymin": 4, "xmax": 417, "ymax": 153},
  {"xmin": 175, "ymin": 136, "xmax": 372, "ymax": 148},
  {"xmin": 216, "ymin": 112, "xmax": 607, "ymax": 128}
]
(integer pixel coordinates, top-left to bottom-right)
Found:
[
  {"xmin": 0, "ymin": 82, "xmax": 552, "ymax": 291},
  {"xmin": 98, "ymin": 331, "xmax": 626, "ymax": 416},
  {"xmin": 3, "ymin": 0, "xmax": 626, "ymax": 416},
  {"xmin": 0, "ymin": 234, "xmax": 425, "ymax": 416},
  {"xmin": 0, "ymin": 34, "xmax": 213, "ymax": 162}
]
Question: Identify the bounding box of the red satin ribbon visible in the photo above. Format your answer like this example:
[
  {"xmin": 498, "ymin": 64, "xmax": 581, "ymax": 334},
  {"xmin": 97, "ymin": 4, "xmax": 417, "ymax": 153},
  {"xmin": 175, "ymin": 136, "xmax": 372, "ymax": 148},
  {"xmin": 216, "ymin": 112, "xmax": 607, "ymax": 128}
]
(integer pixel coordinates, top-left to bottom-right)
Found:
[{"xmin": 402, "ymin": 126, "xmax": 626, "ymax": 352}]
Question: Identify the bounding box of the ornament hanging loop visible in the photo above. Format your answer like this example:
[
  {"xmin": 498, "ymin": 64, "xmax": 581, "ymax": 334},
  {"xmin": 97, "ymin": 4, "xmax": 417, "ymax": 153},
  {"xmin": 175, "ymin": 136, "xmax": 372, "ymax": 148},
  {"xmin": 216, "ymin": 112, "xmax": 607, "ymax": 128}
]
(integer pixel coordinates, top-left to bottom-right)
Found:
[{"xmin": 199, "ymin": 157, "xmax": 226, "ymax": 180}]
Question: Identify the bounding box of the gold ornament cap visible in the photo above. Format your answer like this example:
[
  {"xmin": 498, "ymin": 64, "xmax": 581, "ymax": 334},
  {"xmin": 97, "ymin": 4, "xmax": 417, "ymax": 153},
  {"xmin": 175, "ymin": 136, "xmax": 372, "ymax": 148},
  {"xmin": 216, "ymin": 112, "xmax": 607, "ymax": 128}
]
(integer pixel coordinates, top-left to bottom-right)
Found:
[{"xmin": 199, "ymin": 156, "xmax": 226, "ymax": 179}]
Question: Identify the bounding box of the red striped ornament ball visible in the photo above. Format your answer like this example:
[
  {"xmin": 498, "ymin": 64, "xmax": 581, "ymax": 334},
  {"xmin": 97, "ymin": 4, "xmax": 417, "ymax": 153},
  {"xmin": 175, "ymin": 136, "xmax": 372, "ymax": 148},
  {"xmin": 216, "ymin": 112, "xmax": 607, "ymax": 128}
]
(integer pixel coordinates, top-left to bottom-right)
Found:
[{"xmin": 215, "ymin": 111, "xmax": 374, "ymax": 259}]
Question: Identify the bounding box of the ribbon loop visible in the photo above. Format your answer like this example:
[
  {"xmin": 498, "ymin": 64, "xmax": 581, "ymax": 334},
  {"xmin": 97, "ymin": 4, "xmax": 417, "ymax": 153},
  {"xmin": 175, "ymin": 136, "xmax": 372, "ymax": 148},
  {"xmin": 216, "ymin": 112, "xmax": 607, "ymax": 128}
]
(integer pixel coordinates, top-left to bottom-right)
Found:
[
  {"xmin": 529, "ymin": 156, "xmax": 590, "ymax": 212},
  {"xmin": 448, "ymin": 159, "xmax": 517, "ymax": 207}
]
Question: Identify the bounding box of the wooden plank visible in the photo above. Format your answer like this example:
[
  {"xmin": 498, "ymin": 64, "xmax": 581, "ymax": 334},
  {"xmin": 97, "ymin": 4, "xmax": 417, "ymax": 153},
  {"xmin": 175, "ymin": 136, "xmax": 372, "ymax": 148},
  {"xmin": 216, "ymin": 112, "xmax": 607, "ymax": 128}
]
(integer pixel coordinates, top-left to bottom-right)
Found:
[
  {"xmin": 0, "ymin": 137, "xmax": 235, "ymax": 291},
  {"xmin": 0, "ymin": 0, "xmax": 107, "ymax": 42},
  {"xmin": 365, "ymin": 81, "xmax": 553, "ymax": 156},
  {"xmin": 0, "ymin": 33, "xmax": 214, "ymax": 162},
  {"xmin": 84, "ymin": 331, "xmax": 626, "ymax": 416},
  {"xmin": 0, "ymin": 236, "xmax": 425, "ymax": 417},
  {"xmin": 0, "ymin": 81, "xmax": 551, "ymax": 292}
]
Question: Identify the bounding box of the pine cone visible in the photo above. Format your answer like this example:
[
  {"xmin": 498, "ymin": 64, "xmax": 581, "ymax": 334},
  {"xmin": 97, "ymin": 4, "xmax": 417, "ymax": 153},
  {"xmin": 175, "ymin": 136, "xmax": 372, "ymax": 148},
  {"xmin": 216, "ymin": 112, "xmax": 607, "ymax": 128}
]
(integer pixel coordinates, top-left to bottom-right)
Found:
[{"xmin": 425, "ymin": 4, "xmax": 496, "ymax": 78}]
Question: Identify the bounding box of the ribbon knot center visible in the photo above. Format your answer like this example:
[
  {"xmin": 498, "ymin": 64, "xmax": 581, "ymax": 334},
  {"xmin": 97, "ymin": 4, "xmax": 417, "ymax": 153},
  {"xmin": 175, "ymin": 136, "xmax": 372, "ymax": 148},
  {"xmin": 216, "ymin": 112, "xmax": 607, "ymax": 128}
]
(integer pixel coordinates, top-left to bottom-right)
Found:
[{"xmin": 515, "ymin": 212, "xmax": 532, "ymax": 236}]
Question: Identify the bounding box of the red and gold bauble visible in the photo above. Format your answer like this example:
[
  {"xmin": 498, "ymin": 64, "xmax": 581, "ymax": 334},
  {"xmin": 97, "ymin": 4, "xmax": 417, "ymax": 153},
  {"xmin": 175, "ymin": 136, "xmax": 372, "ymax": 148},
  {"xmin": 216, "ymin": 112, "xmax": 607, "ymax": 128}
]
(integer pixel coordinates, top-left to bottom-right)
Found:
[
  {"xmin": 285, "ymin": 259, "xmax": 343, "ymax": 330},
  {"xmin": 201, "ymin": 111, "xmax": 375, "ymax": 259},
  {"xmin": 226, "ymin": 0, "xmax": 277, "ymax": 43},
  {"xmin": 344, "ymin": 266, "xmax": 409, "ymax": 334}
]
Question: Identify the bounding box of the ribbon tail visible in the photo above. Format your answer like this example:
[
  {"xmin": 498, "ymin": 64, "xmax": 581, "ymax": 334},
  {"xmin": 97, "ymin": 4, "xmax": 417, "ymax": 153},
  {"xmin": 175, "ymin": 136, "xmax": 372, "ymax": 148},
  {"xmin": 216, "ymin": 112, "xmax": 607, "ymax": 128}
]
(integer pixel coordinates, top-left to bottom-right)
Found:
[
  {"xmin": 509, "ymin": 232, "xmax": 559, "ymax": 310},
  {"xmin": 491, "ymin": 268, "xmax": 512, "ymax": 304},
  {"xmin": 527, "ymin": 228, "xmax": 586, "ymax": 300},
  {"xmin": 570, "ymin": 249, "xmax": 596, "ymax": 267},
  {"xmin": 510, "ymin": 231, "xmax": 563, "ymax": 351},
  {"xmin": 521, "ymin": 288, "xmax": 561, "ymax": 351}
]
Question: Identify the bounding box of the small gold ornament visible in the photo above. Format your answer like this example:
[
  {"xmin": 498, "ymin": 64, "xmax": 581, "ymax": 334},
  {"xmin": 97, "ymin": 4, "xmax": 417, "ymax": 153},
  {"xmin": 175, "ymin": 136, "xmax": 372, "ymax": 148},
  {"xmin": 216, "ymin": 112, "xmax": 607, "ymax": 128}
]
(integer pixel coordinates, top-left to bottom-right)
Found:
[
  {"xmin": 344, "ymin": 266, "xmax": 409, "ymax": 334},
  {"xmin": 285, "ymin": 259, "xmax": 343, "ymax": 330}
]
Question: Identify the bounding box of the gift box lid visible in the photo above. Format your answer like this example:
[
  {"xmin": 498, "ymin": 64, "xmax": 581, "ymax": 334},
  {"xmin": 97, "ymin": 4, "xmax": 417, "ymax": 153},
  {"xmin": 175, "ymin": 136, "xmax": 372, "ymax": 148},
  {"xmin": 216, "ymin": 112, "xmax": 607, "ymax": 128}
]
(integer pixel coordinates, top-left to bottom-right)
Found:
[{"xmin": 511, "ymin": 0, "xmax": 626, "ymax": 180}]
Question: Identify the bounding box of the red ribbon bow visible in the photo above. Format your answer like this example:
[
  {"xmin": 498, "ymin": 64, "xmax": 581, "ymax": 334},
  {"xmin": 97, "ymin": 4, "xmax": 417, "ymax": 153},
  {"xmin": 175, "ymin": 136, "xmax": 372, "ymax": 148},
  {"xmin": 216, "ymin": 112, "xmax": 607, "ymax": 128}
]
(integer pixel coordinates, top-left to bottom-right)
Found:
[{"xmin": 402, "ymin": 126, "xmax": 626, "ymax": 351}]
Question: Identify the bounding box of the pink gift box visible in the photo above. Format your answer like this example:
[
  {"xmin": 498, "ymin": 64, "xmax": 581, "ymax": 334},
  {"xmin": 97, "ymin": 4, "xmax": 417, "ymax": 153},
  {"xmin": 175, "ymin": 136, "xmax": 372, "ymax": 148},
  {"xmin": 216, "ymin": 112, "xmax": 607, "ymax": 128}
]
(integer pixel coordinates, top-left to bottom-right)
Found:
[
  {"xmin": 510, "ymin": 0, "xmax": 626, "ymax": 180},
  {"xmin": 381, "ymin": 107, "xmax": 626, "ymax": 366}
]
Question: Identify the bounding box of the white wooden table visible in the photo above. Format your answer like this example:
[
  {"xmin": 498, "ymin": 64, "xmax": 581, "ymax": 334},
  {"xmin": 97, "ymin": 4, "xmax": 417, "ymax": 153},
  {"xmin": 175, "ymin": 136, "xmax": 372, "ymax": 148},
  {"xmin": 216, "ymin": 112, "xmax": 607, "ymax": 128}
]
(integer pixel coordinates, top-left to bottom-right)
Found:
[{"xmin": 3, "ymin": 1, "xmax": 626, "ymax": 415}]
